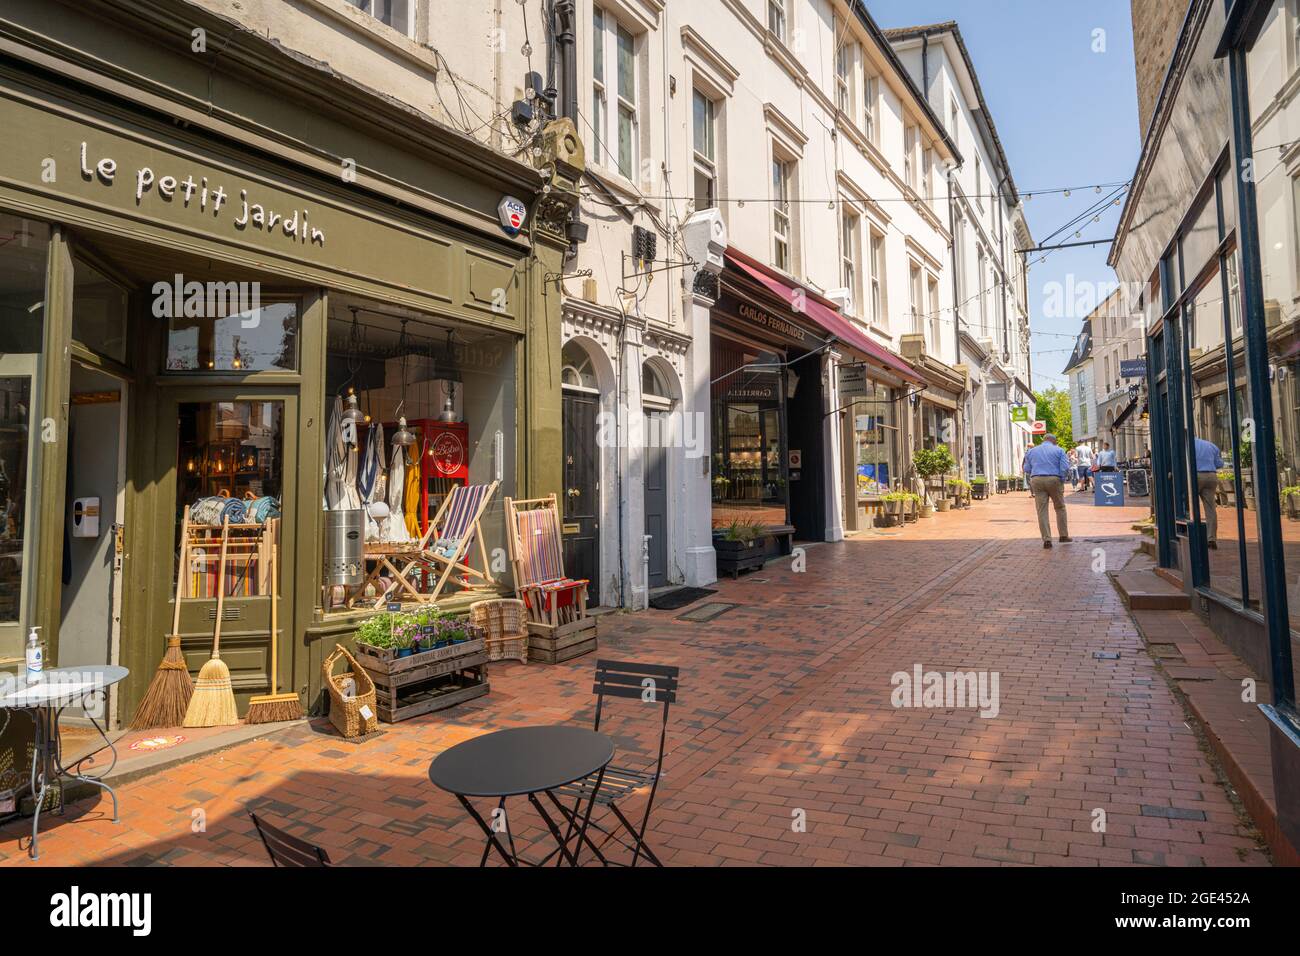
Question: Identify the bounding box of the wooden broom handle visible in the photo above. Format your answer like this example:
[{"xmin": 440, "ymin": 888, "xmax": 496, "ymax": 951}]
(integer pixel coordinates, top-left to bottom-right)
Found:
[
  {"xmin": 268, "ymin": 519, "xmax": 279, "ymax": 693},
  {"xmin": 172, "ymin": 512, "xmax": 191, "ymax": 642},
  {"xmin": 211, "ymin": 517, "xmax": 231, "ymax": 659}
]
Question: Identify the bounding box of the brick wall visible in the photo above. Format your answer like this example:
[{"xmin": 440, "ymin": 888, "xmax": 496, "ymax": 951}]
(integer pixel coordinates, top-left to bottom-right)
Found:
[{"xmin": 1131, "ymin": 0, "xmax": 1191, "ymax": 135}]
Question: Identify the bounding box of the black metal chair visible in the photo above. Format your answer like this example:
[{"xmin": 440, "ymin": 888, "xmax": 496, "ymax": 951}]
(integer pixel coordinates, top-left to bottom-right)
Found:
[
  {"xmin": 249, "ymin": 811, "xmax": 333, "ymax": 867},
  {"xmin": 547, "ymin": 659, "xmax": 679, "ymax": 866}
]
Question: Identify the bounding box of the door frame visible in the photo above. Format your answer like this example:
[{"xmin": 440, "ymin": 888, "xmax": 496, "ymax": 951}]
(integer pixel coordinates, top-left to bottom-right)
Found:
[
  {"xmin": 561, "ymin": 384, "xmax": 601, "ymax": 600},
  {"xmin": 148, "ymin": 385, "xmax": 299, "ymax": 709}
]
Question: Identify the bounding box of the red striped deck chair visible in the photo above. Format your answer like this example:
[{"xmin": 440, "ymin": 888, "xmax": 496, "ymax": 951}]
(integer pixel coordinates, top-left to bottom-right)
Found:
[
  {"xmin": 376, "ymin": 480, "xmax": 499, "ymax": 608},
  {"xmin": 504, "ymin": 494, "xmax": 590, "ymax": 631}
]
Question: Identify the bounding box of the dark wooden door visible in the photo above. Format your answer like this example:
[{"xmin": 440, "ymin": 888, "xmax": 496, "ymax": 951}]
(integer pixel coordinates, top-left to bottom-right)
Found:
[
  {"xmin": 644, "ymin": 410, "xmax": 668, "ymax": 587},
  {"xmin": 562, "ymin": 391, "xmax": 600, "ymax": 599}
]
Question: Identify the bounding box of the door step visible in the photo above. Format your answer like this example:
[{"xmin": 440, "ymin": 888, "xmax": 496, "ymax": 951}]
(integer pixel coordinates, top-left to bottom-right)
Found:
[{"xmin": 1112, "ymin": 570, "xmax": 1190, "ymax": 611}]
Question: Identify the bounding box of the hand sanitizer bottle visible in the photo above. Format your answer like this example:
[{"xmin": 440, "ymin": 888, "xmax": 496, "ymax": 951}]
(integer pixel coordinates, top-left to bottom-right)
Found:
[{"xmin": 25, "ymin": 626, "xmax": 43, "ymax": 683}]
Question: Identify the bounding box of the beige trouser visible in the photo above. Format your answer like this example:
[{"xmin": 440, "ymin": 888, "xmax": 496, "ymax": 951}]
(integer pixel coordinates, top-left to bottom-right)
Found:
[
  {"xmin": 1029, "ymin": 476, "xmax": 1069, "ymax": 542},
  {"xmin": 1197, "ymin": 472, "xmax": 1219, "ymax": 544}
]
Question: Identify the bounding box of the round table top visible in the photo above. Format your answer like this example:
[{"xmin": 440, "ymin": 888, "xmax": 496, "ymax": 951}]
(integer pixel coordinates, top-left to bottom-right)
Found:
[
  {"xmin": 429, "ymin": 725, "xmax": 614, "ymax": 798},
  {"xmin": 0, "ymin": 664, "xmax": 129, "ymax": 709}
]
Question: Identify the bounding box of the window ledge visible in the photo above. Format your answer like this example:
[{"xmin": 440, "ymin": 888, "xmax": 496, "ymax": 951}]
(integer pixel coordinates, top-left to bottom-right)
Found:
[{"xmin": 301, "ymin": 0, "xmax": 437, "ymax": 76}]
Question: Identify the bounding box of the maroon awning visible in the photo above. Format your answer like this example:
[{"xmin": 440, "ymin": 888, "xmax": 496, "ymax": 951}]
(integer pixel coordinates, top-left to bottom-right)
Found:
[{"xmin": 725, "ymin": 251, "xmax": 923, "ymax": 384}]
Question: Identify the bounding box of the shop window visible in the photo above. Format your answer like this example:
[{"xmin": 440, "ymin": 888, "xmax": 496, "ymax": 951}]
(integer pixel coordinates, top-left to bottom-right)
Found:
[
  {"xmin": 322, "ymin": 303, "xmax": 518, "ymax": 609},
  {"xmin": 165, "ymin": 297, "xmax": 298, "ymax": 372},
  {"xmin": 175, "ymin": 400, "xmax": 284, "ymax": 597},
  {"xmin": 0, "ymin": 375, "xmax": 33, "ymax": 624},
  {"xmin": 72, "ymin": 257, "xmax": 128, "ymax": 363},
  {"xmin": 0, "ymin": 214, "xmax": 49, "ymax": 353},
  {"xmin": 853, "ymin": 381, "xmax": 896, "ymax": 496},
  {"xmin": 711, "ymin": 338, "xmax": 786, "ymax": 529}
]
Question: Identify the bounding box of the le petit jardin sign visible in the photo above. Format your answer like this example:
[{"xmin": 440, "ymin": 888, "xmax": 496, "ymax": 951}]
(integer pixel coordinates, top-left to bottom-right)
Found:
[{"xmin": 76, "ymin": 142, "xmax": 326, "ymax": 246}]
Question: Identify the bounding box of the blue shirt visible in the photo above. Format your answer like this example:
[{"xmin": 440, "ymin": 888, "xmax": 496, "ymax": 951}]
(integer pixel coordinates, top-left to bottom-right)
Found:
[
  {"xmin": 1194, "ymin": 437, "xmax": 1224, "ymax": 473},
  {"xmin": 1096, "ymin": 449, "xmax": 1117, "ymax": 467},
  {"xmin": 1022, "ymin": 442, "xmax": 1071, "ymax": 480}
]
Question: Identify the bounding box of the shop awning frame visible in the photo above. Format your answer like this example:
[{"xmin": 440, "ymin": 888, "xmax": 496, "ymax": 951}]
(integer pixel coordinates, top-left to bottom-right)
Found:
[{"xmin": 723, "ymin": 249, "xmax": 924, "ymax": 385}]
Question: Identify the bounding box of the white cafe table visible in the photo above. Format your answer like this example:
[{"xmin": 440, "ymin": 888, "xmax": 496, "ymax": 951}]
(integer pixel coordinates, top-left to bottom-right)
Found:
[{"xmin": 0, "ymin": 664, "xmax": 127, "ymax": 860}]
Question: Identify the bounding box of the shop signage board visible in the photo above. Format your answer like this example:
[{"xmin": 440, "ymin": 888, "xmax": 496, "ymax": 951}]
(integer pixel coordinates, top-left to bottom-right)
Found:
[
  {"xmin": 725, "ymin": 381, "xmax": 780, "ymax": 403},
  {"xmin": 838, "ymin": 363, "xmax": 869, "ymax": 399},
  {"xmin": 1031, "ymin": 420, "xmax": 1047, "ymax": 435},
  {"xmin": 1094, "ymin": 471, "xmax": 1125, "ymax": 507},
  {"xmin": 1010, "ymin": 405, "xmax": 1030, "ymax": 422},
  {"xmin": 1119, "ymin": 358, "xmax": 1147, "ymax": 379},
  {"xmin": 986, "ymin": 382, "xmax": 1008, "ymax": 403}
]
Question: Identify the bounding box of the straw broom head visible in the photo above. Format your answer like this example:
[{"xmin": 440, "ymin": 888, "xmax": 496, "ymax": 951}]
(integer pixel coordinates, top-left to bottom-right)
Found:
[
  {"xmin": 131, "ymin": 637, "xmax": 194, "ymax": 730},
  {"xmin": 182, "ymin": 655, "xmax": 239, "ymax": 727}
]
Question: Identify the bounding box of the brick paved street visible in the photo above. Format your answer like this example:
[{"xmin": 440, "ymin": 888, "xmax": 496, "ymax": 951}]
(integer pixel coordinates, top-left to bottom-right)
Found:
[{"xmin": 0, "ymin": 489, "xmax": 1270, "ymax": 867}]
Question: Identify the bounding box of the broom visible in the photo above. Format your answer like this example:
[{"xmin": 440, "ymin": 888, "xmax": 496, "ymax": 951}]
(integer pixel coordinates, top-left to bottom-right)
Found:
[
  {"xmin": 246, "ymin": 519, "xmax": 302, "ymax": 723},
  {"xmin": 184, "ymin": 516, "xmax": 239, "ymax": 727},
  {"xmin": 130, "ymin": 513, "xmax": 196, "ymax": 729}
]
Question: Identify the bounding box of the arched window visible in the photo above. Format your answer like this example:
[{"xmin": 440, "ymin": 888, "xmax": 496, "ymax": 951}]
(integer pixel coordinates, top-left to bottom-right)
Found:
[
  {"xmin": 642, "ymin": 361, "xmax": 674, "ymax": 409},
  {"xmin": 561, "ymin": 341, "xmax": 599, "ymax": 391}
]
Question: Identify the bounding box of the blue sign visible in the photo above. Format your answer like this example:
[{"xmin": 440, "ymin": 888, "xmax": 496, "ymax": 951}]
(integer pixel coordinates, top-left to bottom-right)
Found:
[
  {"xmin": 1119, "ymin": 358, "xmax": 1147, "ymax": 379},
  {"xmin": 1094, "ymin": 471, "xmax": 1125, "ymax": 507}
]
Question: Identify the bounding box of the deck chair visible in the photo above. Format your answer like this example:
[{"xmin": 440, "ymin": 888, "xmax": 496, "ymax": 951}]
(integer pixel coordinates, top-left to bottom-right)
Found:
[
  {"xmin": 504, "ymin": 494, "xmax": 590, "ymax": 630},
  {"xmin": 370, "ymin": 480, "xmax": 499, "ymax": 608}
]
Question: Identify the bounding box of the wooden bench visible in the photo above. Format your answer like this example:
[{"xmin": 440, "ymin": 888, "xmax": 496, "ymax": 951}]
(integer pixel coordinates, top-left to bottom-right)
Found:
[{"xmin": 768, "ymin": 524, "xmax": 796, "ymax": 556}]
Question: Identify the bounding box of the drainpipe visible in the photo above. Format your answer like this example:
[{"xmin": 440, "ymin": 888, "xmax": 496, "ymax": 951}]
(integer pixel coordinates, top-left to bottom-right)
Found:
[{"xmin": 553, "ymin": 0, "xmax": 583, "ymax": 256}]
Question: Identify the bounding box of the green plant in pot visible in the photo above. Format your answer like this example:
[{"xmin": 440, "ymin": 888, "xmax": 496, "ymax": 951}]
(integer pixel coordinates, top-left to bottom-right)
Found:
[
  {"xmin": 912, "ymin": 444, "xmax": 956, "ymax": 497},
  {"xmin": 355, "ymin": 614, "xmax": 395, "ymax": 652},
  {"xmin": 721, "ymin": 516, "xmax": 765, "ymax": 547},
  {"xmin": 1283, "ymin": 485, "xmax": 1300, "ymax": 519}
]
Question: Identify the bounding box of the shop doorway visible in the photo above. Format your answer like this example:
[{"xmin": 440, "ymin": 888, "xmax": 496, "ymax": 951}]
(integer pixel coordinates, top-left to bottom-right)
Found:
[
  {"xmin": 155, "ymin": 388, "xmax": 297, "ymax": 712},
  {"xmin": 785, "ymin": 354, "xmax": 825, "ymax": 542},
  {"xmin": 58, "ymin": 364, "xmax": 127, "ymax": 701},
  {"xmin": 562, "ymin": 390, "xmax": 600, "ymax": 592}
]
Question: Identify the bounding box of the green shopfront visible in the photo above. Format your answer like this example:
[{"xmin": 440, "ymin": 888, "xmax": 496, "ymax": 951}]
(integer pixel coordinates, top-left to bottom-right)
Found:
[{"xmin": 0, "ymin": 0, "xmax": 576, "ymax": 734}]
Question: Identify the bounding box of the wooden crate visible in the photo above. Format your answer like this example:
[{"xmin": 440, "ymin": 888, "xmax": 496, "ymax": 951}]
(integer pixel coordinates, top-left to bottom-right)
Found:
[
  {"xmin": 355, "ymin": 639, "xmax": 490, "ymax": 721},
  {"xmin": 527, "ymin": 616, "xmax": 597, "ymax": 664},
  {"xmin": 373, "ymin": 671, "xmax": 489, "ymax": 722}
]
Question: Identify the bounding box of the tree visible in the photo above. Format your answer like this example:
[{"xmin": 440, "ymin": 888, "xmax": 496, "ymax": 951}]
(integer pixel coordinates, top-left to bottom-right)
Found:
[{"xmin": 1034, "ymin": 387, "xmax": 1074, "ymax": 449}]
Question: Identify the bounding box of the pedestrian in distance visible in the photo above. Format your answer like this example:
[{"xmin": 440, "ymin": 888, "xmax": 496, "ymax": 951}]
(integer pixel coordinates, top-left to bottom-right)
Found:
[
  {"xmin": 1023, "ymin": 433, "xmax": 1072, "ymax": 549},
  {"xmin": 1075, "ymin": 441, "xmax": 1093, "ymax": 491},
  {"xmin": 1067, "ymin": 446, "xmax": 1080, "ymax": 491},
  {"xmin": 1096, "ymin": 441, "xmax": 1118, "ymax": 472},
  {"xmin": 1194, "ymin": 435, "xmax": 1225, "ymax": 550}
]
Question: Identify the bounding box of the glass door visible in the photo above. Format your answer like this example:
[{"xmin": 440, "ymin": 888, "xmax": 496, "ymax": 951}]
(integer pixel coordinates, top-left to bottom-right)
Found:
[
  {"xmin": 155, "ymin": 387, "xmax": 298, "ymax": 712},
  {"xmin": 0, "ymin": 354, "xmax": 37, "ymax": 660}
]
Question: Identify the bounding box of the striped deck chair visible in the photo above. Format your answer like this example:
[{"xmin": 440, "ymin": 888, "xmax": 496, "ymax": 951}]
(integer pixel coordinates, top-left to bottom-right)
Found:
[
  {"xmin": 504, "ymin": 494, "xmax": 590, "ymax": 632},
  {"xmin": 376, "ymin": 480, "xmax": 499, "ymax": 608}
]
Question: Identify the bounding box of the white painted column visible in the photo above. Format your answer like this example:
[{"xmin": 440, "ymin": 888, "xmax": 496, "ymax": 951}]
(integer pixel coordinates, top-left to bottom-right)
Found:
[
  {"xmin": 622, "ymin": 314, "xmax": 648, "ymax": 609},
  {"xmin": 681, "ymin": 290, "xmax": 717, "ymax": 587},
  {"xmin": 824, "ymin": 351, "xmax": 845, "ymax": 542}
]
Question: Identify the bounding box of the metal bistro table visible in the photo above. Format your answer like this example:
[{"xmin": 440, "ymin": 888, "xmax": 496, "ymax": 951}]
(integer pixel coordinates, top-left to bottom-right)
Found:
[
  {"xmin": 0, "ymin": 664, "xmax": 127, "ymax": 860},
  {"xmin": 429, "ymin": 725, "xmax": 613, "ymax": 867}
]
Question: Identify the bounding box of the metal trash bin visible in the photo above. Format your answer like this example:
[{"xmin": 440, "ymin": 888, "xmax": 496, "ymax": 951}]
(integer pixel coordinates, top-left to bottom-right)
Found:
[{"xmin": 323, "ymin": 509, "xmax": 364, "ymax": 587}]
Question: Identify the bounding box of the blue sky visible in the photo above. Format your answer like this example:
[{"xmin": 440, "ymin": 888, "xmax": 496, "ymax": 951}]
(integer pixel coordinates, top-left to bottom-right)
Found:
[{"xmin": 866, "ymin": 0, "xmax": 1141, "ymax": 392}]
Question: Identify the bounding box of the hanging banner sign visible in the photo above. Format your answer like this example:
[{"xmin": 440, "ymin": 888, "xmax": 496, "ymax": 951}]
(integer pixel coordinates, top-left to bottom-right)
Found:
[
  {"xmin": 838, "ymin": 363, "xmax": 869, "ymax": 399},
  {"xmin": 1010, "ymin": 405, "xmax": 1029, "ymax": 422},
  {"xmin": 1119, "ymin": 358, "xmax": 1147, "ymax": 379}
]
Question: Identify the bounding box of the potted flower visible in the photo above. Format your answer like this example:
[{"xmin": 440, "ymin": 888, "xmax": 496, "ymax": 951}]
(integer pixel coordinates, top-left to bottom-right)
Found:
[
  {"xmin": 1283, "ymin": 485, "xmax": 1300, "ymax": 519},
  {"xmin": 995, "ymin": 473, "xmax": 1010, "ymax": 494},
  {"xmin": 948, "ymin": 479, "xmax": 971, "ymax": 508},
  {"xmin": 935, "ymin": 492, "xmax": 952, "ymax": 512},
  {"xmin": 715, "ymin": 515, "xmax": 768, "ymax": 578},
  {"xmin": 913, "ymin": 445, "xmax": 956, "ymax": 502},
  {"xmin": 970, "ymin": 476, "xmax": 989, "ymax": 500},
  {"xmin": 902, "ymin": 492, "xmax": 921, "ymax": 522}
]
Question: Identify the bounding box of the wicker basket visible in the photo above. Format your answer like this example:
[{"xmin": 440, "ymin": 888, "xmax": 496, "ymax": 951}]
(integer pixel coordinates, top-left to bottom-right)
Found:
[
  {"xmin": 470, "ymin": 598, "xmax": 529, "ymax": 663},
  {"xmin": 323, "ymin": 644, "xmax": 378, "ymax": 738}
]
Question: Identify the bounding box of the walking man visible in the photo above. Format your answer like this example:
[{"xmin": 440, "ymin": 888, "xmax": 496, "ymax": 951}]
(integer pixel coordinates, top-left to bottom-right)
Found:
[
  {"xmin": 1076, "ymin": 441, "xmax": 1093, "ymax": 491},
  {"xmin": 1194, "ymin": 436, "xmax": 1225, "ymax": 549},
  {"xmin": 1023, "ymin": 433, "xmax": 1072, "ymax": 549},
  {"xmin": 1096, "ymin": 441, "xmax": 1118, "ymax": 472}
]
